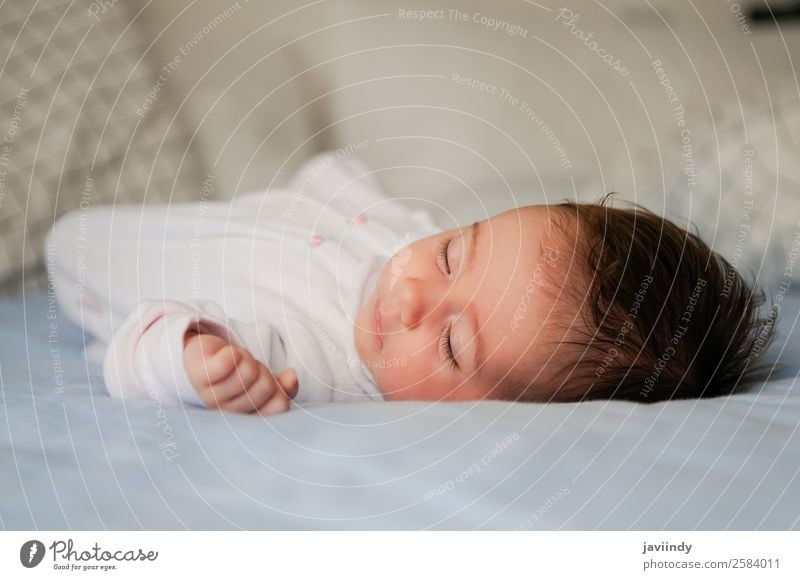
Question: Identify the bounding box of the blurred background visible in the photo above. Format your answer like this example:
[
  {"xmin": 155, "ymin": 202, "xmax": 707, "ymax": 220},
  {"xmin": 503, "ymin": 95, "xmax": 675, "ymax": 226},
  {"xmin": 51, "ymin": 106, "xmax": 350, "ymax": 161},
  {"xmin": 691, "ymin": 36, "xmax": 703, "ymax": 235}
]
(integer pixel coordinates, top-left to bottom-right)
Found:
[{"xmin": 2, "ymin": 0, "xmax": 799, "ymax": 295}]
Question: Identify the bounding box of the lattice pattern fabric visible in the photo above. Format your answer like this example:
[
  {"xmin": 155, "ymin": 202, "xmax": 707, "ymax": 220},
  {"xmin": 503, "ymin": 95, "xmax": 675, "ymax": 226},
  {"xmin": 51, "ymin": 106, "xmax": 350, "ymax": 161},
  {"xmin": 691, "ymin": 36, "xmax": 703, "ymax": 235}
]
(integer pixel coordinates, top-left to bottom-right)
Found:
[{"xmin": 0, "ymin": 0, "xmax": 204, "ymax": 295}]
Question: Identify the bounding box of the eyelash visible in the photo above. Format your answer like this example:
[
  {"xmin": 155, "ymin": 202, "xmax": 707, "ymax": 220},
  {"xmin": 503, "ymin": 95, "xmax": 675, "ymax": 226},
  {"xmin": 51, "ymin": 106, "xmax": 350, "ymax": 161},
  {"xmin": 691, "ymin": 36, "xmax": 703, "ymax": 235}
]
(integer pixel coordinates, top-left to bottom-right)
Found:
[
  {"xmin": 436, "ymin": 236, "xmax": 458, "ymax": 369},
  {"xmin": 439, "ymin": 320, "xmax": 458, "ymax": 370},
  {"xmin": 437, "ymin": 237, "xmax": 451, "ymax": 275}
]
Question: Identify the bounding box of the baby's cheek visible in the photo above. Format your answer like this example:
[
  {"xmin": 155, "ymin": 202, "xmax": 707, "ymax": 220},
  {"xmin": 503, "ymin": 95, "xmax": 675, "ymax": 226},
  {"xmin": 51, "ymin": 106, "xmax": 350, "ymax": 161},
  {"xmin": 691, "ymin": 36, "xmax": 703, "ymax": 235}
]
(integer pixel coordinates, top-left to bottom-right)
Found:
[
  {"xmin": 397, "ymin": 343, "xmax": 435, "ymax": 376},
  {"xmin": 373, "ymin": 367, "xmax": 403, "ymax": 401},
  {"xmin": 371, "ymin": 355, "xmax": 424, "ymax": 400},
  {"xmin": 378, "ymin": 360, "xmax": 412, "ymax": 386}
]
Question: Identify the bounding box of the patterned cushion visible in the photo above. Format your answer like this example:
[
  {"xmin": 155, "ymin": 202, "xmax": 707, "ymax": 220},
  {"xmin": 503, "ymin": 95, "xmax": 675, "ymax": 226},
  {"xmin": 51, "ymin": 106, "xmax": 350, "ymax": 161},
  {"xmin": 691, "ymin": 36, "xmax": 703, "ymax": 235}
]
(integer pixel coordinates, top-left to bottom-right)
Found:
[{"xmin": 0, "ymin": 0, "xmax": 204, "ymax": 295}]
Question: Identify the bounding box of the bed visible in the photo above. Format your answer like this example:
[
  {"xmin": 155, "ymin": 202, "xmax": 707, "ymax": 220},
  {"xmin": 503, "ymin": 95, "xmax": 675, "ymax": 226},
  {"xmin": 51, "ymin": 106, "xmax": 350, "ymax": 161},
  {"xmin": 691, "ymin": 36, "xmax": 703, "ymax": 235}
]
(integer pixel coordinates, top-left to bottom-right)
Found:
[{"xmin": 2, "ymin": 287, "xmax": 798, "ymax": 530}]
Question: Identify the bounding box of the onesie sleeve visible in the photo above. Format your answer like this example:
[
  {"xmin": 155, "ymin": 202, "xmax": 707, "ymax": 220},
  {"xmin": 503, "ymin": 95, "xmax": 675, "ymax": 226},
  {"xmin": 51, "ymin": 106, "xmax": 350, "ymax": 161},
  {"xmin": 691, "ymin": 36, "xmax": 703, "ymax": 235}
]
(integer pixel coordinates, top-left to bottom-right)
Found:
[{"xmin": 102, "ymin": 299, "xmax": 259, "ymax": 408}]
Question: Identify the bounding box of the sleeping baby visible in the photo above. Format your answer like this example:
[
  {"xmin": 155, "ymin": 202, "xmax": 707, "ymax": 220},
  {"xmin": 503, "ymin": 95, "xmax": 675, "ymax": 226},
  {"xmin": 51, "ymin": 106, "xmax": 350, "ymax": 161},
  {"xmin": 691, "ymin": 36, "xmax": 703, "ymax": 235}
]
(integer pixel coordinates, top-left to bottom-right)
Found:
[{"xmin": 48, "ymin": 153, "xmax": 774, "ymax": 416}]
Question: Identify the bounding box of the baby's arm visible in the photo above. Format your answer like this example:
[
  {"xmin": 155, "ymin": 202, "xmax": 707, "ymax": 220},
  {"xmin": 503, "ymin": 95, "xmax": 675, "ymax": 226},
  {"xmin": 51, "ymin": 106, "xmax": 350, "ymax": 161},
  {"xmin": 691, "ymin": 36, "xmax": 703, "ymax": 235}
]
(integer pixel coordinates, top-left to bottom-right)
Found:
[
  {"xmin": 103, "ymin": 299, "xmax": 297, "ymax": 414},
  {"xmin": 182, "ymin": 332, "xmax": 297, "ymax": 415}
]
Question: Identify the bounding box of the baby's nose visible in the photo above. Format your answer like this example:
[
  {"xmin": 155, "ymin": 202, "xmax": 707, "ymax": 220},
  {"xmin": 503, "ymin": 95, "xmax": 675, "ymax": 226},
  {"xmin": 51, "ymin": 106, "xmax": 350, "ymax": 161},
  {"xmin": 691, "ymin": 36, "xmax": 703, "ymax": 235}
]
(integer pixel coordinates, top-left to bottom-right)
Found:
[{"xmin": 398, "ymin": 277, "xmax": 427, "ymax": 330}]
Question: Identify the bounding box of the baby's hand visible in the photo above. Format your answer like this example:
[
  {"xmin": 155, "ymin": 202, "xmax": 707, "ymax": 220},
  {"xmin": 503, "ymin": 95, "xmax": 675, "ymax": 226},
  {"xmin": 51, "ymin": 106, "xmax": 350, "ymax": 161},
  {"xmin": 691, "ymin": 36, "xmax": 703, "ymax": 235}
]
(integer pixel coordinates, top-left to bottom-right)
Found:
[{"xmin": 182, "ymin": 332, "xmax": 299, "ymax": 416}]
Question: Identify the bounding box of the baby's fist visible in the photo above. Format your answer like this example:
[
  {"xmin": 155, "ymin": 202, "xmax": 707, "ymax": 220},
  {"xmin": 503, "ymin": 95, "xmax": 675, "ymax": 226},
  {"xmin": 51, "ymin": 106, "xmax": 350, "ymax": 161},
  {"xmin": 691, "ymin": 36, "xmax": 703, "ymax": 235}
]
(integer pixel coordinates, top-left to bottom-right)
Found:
[{"xmin": 183, "ymin": 332, "xmax": 298, "ymax": 416}]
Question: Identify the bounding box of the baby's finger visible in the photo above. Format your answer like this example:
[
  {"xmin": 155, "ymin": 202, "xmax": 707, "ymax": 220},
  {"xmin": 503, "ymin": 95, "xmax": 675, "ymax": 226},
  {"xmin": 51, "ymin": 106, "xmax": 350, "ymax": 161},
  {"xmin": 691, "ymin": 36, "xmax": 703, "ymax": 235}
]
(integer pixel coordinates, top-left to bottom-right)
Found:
[
  {"xmin": 254, "ymin": 390, "xmax": 292, "ymax": 417},
  {"xmin": 276, "ymin": 368, "xmax": 299, "ymax": 399},
  {"xmin": 199, "ymin": 355, "xmax": 258, "ymax": 407},
  {"xmin": 199, "ymin": 375, "xmax": 246, "ymax": 408},
  {"xmin": 184, "ymin": 333, "xmax": 227, "ymax": 387},
  {"xmin": 230, "ymin": 353, "xmax": 261, "ymax": 388},
  {"xmin": 219, "ymin": 365, "xmax": 277, "ymax": 413},
  {"xmin": 204, "ymin": 344, "xmax": 246, "ymax": 384}
]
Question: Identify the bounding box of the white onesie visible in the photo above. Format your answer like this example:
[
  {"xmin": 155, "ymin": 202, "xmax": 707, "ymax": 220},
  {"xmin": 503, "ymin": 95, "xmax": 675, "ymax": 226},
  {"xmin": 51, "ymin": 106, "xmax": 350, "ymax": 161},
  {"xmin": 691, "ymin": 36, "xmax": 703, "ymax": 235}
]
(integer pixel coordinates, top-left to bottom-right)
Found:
[{"xmin": 47, "ymin": 153, "xmax": 439, "ymax": 408}]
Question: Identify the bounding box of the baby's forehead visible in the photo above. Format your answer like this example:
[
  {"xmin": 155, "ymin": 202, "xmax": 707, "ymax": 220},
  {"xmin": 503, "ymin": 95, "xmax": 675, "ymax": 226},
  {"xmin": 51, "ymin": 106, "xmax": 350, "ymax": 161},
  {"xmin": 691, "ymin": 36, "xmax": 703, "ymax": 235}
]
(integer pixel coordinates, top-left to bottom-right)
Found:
[
  {"xmin": 486, "ymin": 204, "xmax": 575, "ymax": 240},
  {"xmin": 467, "ymin": 206, "xmax": 584, "ymax": 379},
  {"xmin": 477, "ymin": 206, "xmax": 575, "ymax": 269}
]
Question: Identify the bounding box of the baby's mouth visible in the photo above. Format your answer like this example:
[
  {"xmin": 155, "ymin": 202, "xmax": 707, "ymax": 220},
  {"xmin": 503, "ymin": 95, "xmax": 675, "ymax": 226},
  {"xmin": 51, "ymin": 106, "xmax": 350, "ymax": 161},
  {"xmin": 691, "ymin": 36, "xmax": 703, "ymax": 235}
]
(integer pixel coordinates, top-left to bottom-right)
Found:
[{"xmin": 372, "ymin": 298, "xmax": 384, "ymax": 351}]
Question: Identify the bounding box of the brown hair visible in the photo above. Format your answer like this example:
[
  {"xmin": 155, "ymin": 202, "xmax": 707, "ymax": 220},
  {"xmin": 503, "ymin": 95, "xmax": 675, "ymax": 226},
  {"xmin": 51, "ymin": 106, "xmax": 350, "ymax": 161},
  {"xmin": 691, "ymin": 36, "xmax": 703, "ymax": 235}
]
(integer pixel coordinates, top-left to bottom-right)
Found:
[{"xmin": 528, "ymin": 195, "xmax": 777, "ymax": 403}]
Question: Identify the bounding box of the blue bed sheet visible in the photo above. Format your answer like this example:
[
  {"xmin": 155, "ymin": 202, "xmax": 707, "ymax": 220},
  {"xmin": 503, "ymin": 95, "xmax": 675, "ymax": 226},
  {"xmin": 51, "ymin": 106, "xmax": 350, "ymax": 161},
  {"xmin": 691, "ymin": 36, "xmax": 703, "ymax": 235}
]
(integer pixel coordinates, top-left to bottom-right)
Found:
[{"xmin": 1, "ymin": 290, "xmax": 799, "ymax": 530}]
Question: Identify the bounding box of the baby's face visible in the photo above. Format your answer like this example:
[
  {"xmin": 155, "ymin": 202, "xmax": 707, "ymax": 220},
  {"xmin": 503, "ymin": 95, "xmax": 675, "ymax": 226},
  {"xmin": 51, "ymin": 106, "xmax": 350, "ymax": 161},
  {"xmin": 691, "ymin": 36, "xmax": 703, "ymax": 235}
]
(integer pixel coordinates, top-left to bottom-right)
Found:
[{"xmin": 354, "ymin": 205, "xmax": 569, "ymax": 402}]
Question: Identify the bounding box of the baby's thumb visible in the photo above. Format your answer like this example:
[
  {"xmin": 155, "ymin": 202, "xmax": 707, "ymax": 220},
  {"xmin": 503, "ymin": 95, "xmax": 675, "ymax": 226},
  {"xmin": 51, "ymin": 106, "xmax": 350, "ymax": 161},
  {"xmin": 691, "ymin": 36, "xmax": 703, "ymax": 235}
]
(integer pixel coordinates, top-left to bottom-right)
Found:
[{"xmin": 276, "ymin": 368, "xmax": 299, "ymax": 399}]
